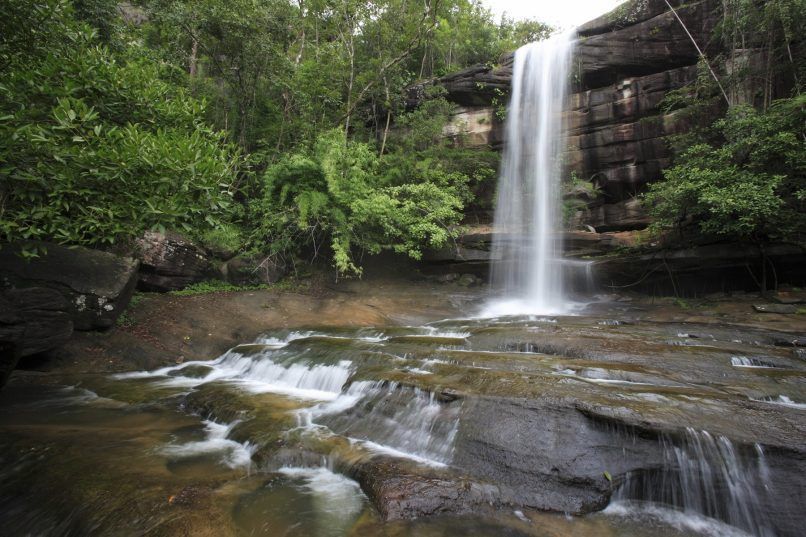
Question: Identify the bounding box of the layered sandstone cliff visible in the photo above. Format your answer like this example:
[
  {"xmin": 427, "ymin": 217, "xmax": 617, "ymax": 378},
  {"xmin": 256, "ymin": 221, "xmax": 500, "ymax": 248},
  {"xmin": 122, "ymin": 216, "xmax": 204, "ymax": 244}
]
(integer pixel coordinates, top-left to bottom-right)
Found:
[{"xmin": 410, "ymin": 0, "xmax": 722, "ymax": 232}]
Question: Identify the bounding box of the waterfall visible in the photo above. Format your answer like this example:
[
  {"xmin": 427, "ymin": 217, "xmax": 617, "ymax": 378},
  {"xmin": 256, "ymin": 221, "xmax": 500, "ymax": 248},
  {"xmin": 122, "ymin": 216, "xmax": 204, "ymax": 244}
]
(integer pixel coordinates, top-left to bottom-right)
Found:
[
  {"xmin": 614, "ymin": 428, "xmax": 775, "ymax": 537},
  {"xmin": 487, "ymin": 33, "xmax": 575, "ymax": 316}
]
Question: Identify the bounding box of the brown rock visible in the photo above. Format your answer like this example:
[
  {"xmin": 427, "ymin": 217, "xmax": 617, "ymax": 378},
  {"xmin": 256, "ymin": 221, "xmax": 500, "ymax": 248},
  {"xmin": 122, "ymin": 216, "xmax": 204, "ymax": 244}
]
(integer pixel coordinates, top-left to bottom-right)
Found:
[{"xmin": 135, "ymin": 231, "xmax": 215, "ymax": 292}]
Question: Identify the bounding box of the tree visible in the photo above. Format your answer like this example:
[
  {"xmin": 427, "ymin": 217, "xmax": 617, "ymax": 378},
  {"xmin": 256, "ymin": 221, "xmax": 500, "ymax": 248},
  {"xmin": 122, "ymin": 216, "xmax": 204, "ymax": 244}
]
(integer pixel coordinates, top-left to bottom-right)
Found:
[
  {"xmin": 0, "ymin": 0, "xmax": 241, "ymax": 250},
  {"xmin": 644, "ymin": 97, "xmax": 805, "ymax": 291}
]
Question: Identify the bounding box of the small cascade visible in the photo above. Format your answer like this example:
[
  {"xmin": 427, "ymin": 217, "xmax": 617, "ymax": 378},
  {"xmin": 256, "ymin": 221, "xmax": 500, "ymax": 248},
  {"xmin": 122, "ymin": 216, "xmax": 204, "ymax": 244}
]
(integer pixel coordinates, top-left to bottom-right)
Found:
[
  {"xmin": 161, "ymin": 420, "xmax": 255, "ymax": 469},
  {"xmin": 614, "ymin": 428, "xmax": 775, "ymax": 537},
  {"xmin": 314, "ymin": 382, "xmax": 461, "ymax": 466},
  {"xmin": 117, "ymin": 330, "xmax": 463, "ymax": 468},
  {"xmin": 116, "ymin": 337, "xmax": 356, "ymax": 400},
  {"xmin": 488, "ymin": 32, "xmax": 576, "ymax": 316},
  {"xmin": 731, "ymin": 356, "xmax": 779, "ymax": 368}
]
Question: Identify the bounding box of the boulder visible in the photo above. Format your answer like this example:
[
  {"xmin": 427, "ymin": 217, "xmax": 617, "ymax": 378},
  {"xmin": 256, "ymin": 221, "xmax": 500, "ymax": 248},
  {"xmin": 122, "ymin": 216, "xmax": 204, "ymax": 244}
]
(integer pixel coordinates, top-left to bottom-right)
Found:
[
  {"xmin": 220, "ymin": 254, "xmax": 287, "ymax": 286},
  {"xmin": 135, "ymin": 231, "xmax": 215, "ymax": 291},
  {"xmin": 0, "ymin": 287, "xmax": 73, "ymax": 388},
  {"xmin": 0, "ymin": 242, "xmax": 138, "ymax": 330}
]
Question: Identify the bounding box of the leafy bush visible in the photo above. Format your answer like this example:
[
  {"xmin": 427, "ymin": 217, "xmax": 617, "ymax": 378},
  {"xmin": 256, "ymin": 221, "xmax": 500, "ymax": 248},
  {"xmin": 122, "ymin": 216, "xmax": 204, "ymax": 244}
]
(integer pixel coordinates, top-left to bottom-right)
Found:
[
  {"xmin": 0, "ymin": 1, "xmax": 241, "ymax": 250},
  {"xmin": 644, "ymin": 97, "xmax": 805, "ymax": 244},
  {"xmin": 200, "ymin": 224, "xmax": 245, "ymax": 256},
  {"xmin": 249, "ymin": 128, "xmax": 477, "ymax": 276}
]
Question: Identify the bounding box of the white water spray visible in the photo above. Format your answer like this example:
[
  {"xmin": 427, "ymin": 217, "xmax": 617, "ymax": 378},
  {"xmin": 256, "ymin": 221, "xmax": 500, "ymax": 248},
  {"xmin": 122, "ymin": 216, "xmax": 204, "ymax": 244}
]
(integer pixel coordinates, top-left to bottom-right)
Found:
[{"xmin": 487, "ymin": 33, "xmax": 575, "ymax": 316}]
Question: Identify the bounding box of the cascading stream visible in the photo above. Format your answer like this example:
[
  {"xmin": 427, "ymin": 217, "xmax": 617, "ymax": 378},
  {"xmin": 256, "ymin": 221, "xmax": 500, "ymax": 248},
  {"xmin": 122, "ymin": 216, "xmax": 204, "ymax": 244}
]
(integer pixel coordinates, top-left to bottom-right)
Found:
[
  {"xmin": 118, "ymin": 329, "xmax": 463, "ymax": 467},
  {"xmin": 488, "ymin": 32, "xmax": 576, "ymax": 316}
]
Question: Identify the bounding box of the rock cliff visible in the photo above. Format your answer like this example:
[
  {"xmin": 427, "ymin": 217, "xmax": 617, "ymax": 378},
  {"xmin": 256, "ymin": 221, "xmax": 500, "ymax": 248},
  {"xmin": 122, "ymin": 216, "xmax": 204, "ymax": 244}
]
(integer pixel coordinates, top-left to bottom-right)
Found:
[{"xmin": 411, "ymin": 0, "xmax": 723, "ymax": 232}]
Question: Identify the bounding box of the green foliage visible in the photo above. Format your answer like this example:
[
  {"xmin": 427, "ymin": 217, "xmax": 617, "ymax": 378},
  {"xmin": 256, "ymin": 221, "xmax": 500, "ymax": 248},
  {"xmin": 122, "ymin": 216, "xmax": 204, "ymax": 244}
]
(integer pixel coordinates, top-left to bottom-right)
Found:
[
  {"xmin": 1, "ymin": 1, "xmax": 545, "ymax": 276},
  {"xmin": 169, "ymin": 280, "xmax": 271, "ymax": 296},
  {"xmin": 430, "ymin": 1, "xmax": 552, "ymax": 76},
  {"xmin": 116, "ymin": 291, "xmax": 148, "ymax": 327},
  {"xmin": 200, "ymin": 224, "xmax": 244, "ymax": 256},
  {"xmin": 645, "ymin": 97, "xmax": 805, "ymax": 243},
  {"xmin": 250, "ymin": 124, "xmax": 481, "ymax": 276},
  {"xmin": 562, "ymin": 172, "xmax": 601, "ymax": 226},
  {"xmin": 0, "ymin": 1, "xmax": 241, "ymax": 249},
  {"xmin": 169, "ymin": 278, "xmax": 306, "ymax": 295},
  {"xmin": 717, "ymin": 0, "xmax": 805, "ymax": 99}
]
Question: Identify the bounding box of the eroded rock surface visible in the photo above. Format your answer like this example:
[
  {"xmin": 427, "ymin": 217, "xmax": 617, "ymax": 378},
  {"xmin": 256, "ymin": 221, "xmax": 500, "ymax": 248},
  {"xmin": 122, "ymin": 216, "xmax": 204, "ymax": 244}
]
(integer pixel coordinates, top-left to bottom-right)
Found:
[{"xmin": 0, "ymin": 242, "xmax": 138, "ymax": 330}]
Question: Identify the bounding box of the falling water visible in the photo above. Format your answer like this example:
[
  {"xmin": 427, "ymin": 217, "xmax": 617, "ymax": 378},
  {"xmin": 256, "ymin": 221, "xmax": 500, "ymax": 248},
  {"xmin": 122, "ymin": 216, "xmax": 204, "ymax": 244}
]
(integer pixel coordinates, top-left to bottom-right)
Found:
[
  {"xmin": 488, "ymin": 33, "xmax": 575, "ymax": 316},
  {"xmin": 614, "ymin": 428, "xmax": 776, "ymax": 537}
]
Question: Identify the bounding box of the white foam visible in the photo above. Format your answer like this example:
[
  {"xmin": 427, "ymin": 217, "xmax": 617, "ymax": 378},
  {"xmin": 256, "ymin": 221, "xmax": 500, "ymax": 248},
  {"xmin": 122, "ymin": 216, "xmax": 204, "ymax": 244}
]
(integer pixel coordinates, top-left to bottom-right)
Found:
[
  {"xmin": 754, "ymin": 395, "xmax": 806, "ymax": 410},
  {"xmin": 604, "ymin": 501, "xmax": 754, "ymax": 537},
  {"xmin": 254, "ymin": 331, "xmax": 317, "ymax": 348},
  {"xmin": 480, "ymin": 298, "xmax": 568, "ymax": 318},
  {"xmin": 161, "ymin": 420, "xmax": 254, "ymax": 469},
  {"xmin": 730, "ymin": 356, "xmax": 776, "ymax": 368},
  {"xmin": 278, "ymin": 467, "xmax": 365, "ymax": 518},
  {"xmin": 115, "ymin": 351, "xmax": 353, "ymax": 401},
  {"xmin": 351, "ymin": 439, "xmax": 448, "ymax": 468}
]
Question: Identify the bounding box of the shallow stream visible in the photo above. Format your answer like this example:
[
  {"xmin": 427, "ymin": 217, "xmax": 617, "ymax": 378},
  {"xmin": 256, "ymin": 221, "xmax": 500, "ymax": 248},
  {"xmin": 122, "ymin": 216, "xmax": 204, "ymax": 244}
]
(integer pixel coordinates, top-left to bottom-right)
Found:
[{"xmin": 1, "ymin": 297, "xmax": 804, "ymax": 536}]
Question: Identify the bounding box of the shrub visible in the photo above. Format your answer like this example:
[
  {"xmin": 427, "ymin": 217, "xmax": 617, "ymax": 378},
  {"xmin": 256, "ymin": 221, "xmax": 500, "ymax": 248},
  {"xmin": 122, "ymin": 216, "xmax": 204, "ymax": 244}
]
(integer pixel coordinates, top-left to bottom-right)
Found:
[{"xmin": 0, "ymin": 1, "xmax": 241, "ymax": 251}]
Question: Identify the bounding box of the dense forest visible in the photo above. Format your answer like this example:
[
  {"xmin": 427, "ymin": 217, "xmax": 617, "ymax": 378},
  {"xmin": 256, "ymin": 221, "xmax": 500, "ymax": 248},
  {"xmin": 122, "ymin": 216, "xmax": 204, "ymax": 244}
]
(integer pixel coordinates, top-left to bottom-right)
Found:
[
  {"xmin": 0, "ymin": 0, "xmax": 804, "ymax": 278},
  {"xmin": 1, "ymin": 0, "xmax": 549, "ymax": 275}
]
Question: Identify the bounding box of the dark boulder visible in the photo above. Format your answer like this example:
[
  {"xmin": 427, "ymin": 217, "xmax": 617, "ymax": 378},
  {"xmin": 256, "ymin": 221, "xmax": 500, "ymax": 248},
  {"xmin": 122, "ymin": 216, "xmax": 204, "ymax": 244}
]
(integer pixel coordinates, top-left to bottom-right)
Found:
[
  {"xmin": 135, "ymin": 231, "xmax": 215, "ymax": 291},
  {"xmin": 0, "ymin": 287, "xmax": 73, "ymax": 388},
  {"xmin": 0, "ymin": 242, "xmax": 138, "ymax": 330},
  {"xmin": 348, "ymin": 459, "xmax": 501, "ymax": 520}
]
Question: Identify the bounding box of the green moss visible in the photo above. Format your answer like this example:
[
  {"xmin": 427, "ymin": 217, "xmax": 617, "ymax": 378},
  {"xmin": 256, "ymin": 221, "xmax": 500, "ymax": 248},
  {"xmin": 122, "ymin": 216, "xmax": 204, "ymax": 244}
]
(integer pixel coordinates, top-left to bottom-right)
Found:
[
  {"xmin": 116, "ymin": 292, "xmax": 150, "ymax": 327},
  {"xmin": 169, "ymin": 278, "xmax": 308, "ymax": 296}
]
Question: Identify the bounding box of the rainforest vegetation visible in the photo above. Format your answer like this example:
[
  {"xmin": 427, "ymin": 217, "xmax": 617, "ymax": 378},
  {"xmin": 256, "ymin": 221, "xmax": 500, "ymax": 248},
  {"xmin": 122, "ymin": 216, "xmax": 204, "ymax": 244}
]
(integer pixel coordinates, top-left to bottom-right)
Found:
[
  {"xmin": 0, "ymin": 0, "xmax": 803, "ymax": 276},
  {"xmin": 645, "ymin": 0, "xmax": 805, "ymax": 248},
  {"xmin": 0, "ymin": 0, "xmax": 539, "ymax": 274}
]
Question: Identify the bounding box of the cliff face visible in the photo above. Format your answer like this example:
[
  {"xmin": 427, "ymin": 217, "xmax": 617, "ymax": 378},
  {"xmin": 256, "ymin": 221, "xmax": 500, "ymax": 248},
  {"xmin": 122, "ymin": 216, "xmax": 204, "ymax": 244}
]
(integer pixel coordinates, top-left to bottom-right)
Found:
[{"xmin": 411, "ymin": 0, "xmax": 722, "ymax": 232}]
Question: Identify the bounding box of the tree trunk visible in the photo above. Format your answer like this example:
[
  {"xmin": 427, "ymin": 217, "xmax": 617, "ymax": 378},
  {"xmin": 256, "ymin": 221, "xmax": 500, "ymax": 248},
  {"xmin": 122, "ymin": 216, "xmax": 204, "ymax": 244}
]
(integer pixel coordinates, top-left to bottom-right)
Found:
[
  {"xmin": 379, "ymin": 77, "xmax": 392, "ymax": 157},
  {"xmin": 758, "ymin": 241, "xmax": 768, "ymax": 297},
  {"xmin": 189, "ymin": 37, "xmax": 199, "ymax": 77}
]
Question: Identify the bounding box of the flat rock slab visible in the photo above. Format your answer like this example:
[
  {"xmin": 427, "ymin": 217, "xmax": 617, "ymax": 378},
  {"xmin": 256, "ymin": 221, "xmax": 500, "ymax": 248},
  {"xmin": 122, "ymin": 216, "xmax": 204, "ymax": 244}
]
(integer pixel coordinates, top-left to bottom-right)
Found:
[{"xmin": 754, "ymin": 304, "xmax": 799, "ymax": 314}]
